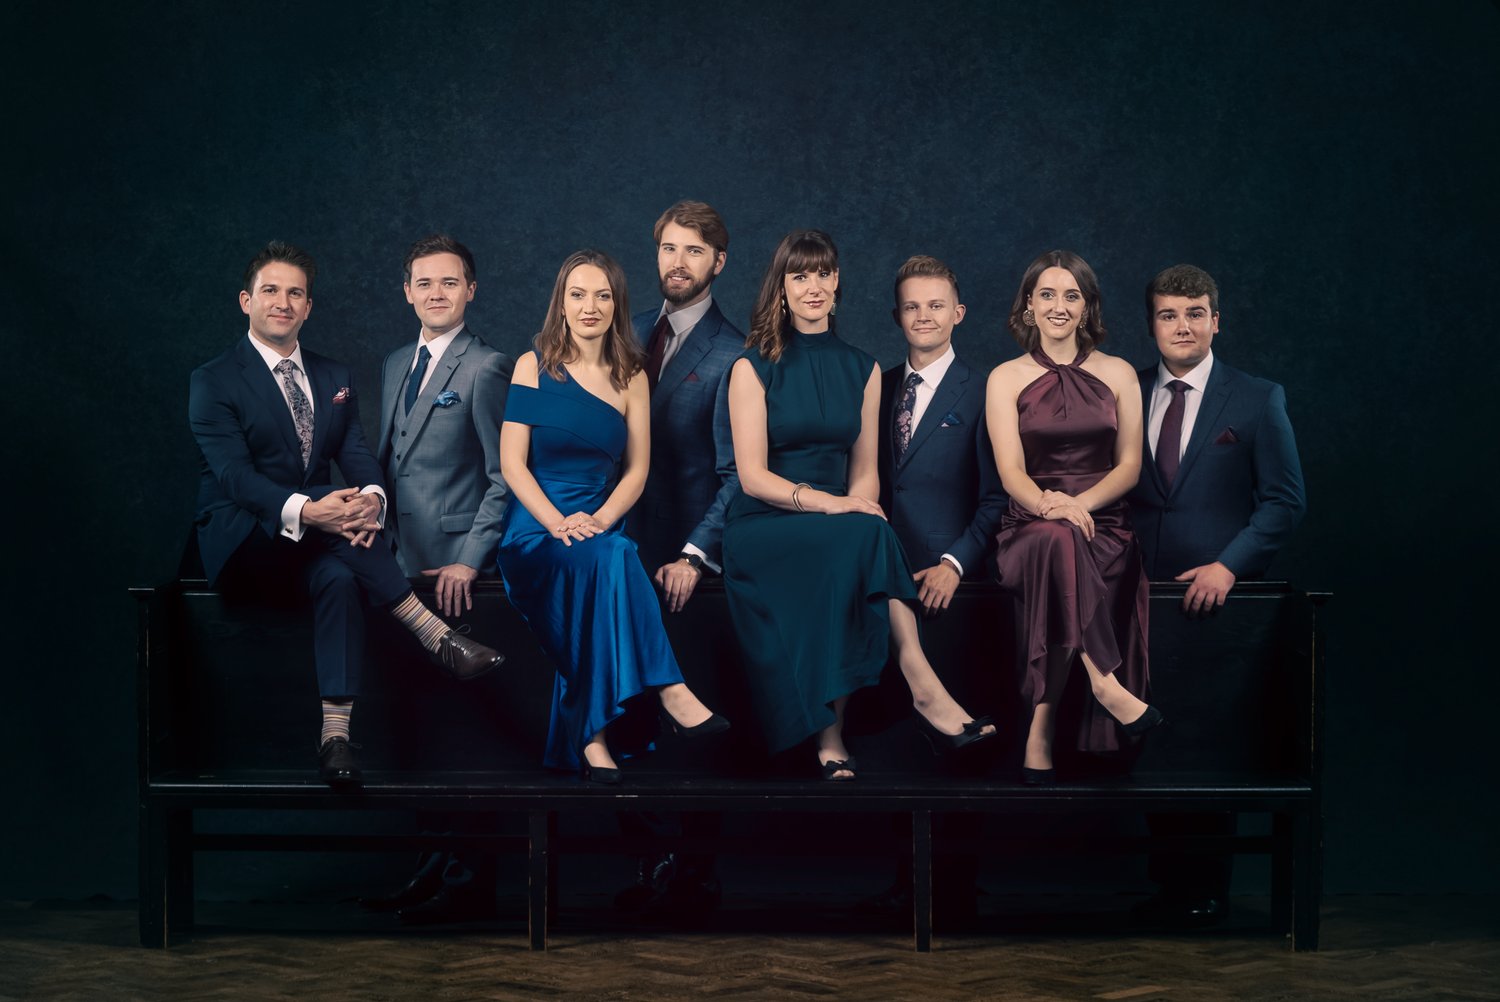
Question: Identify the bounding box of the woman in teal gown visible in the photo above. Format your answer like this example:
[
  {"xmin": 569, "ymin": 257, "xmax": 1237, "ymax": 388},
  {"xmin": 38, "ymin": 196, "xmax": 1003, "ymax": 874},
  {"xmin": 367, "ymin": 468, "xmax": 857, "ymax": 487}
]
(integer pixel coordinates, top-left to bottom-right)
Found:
[
  {"xmin": 497, "ymin": 250, "xmax": 726, "ymax": 781},
  {"xmin": 723, "ymin": 230, "xmax": 996, "ymax": 780}
]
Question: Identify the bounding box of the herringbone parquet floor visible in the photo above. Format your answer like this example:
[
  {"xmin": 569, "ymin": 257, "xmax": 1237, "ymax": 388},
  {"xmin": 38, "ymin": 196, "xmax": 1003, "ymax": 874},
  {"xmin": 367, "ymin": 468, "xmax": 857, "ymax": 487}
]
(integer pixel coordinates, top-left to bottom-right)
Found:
[{"xmin": 2, "ymin": 896, "xmax": 1495, "ymax": 1001}]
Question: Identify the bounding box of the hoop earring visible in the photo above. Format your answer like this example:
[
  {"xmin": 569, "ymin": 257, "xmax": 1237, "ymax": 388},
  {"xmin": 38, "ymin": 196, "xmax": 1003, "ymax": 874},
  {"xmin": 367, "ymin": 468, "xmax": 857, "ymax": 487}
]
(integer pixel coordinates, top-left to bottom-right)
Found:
[{"xmin": 1022, "ymin": 308, "xmax": 1036, "ymax": 328}]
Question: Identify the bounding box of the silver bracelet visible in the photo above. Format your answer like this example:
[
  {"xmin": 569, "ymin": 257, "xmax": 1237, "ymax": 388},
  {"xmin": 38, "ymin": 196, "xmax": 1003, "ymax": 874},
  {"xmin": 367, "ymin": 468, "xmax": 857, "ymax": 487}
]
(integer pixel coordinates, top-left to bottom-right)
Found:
[{"xmin": 791, "ymin": 482, "xmax": 812, "ymax": 512}]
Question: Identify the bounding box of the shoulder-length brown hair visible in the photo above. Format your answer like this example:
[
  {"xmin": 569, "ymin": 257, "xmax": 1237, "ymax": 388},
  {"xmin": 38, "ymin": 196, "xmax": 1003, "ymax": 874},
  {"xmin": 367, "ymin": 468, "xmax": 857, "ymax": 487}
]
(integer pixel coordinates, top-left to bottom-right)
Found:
[
  {"xmin": 1007, "ymin": 249, "xmax": 1108, "ymax": 354},
  {"xmin": 746, "ymin": 230, "xmax": 841, "ymax": 363},
  {"xmin": 535, "ymin": 249, "xmax": 643, "ymax": 391}
]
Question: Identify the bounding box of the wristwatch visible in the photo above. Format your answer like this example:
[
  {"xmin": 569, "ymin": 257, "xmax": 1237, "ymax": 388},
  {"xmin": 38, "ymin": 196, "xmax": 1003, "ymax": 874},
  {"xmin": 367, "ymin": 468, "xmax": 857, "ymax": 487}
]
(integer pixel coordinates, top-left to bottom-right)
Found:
[{"xmin": 679, "ymin": 552, "xmax": 704, "ymax": 571}]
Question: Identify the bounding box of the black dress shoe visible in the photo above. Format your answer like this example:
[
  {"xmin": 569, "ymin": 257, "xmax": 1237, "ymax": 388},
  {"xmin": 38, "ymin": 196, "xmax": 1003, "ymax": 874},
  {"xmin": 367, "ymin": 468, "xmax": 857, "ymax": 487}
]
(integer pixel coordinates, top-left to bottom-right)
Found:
[
  {"xmin": 614, "ymin": 852, "xmax": 678, "ymax": 912},
  {"xmin": 318, "ymin": 737, "xmax": 362, "ymax": 787},
  {"xmin": 659, "ymin": 710, "xmax": 731, "ymax": 739},
  {"xmin": 397, "ymin": 881, "xmax": 498, "ymax": 926},
  {"xmin": 433, "ymin": 627, "xmax": 505, "ymax": 681},
  {"xmin": 1132, "ymin": 892, "xmax": 1230, "ymax": 929},
  {"xmin": 360, "ymin": 851, "xmax": 448, "ymax": 912},
  {"xmin": 1122, "ymin": 705, "xmax": 1166, "ymax": 738},
  {"xmin": 913, "ymin": 711, "xmax": 998, "ymax": 756}
]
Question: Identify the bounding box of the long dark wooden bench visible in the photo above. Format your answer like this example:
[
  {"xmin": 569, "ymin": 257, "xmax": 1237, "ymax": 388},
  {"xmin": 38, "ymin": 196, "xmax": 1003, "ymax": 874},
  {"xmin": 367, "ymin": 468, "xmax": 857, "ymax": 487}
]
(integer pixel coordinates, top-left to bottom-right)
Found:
[{"xmin": 133, "ymin": 578, "xmax": 1326, "ymax": 952}]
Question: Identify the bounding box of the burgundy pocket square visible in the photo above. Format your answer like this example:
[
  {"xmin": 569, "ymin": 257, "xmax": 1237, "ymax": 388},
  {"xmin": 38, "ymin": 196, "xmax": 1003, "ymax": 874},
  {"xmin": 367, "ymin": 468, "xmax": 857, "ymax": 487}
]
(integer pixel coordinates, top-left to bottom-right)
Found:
[
  {"xmin": 332, "ymin": 387, "xmax": 351, "ymax": 405},
  {"xmin": 1214, "ymin": 426, "xmax": 1238, "ymax": 445},
  {"xmin": 684, "ymin": 372, "xmax": 701, "ymax": 382}
]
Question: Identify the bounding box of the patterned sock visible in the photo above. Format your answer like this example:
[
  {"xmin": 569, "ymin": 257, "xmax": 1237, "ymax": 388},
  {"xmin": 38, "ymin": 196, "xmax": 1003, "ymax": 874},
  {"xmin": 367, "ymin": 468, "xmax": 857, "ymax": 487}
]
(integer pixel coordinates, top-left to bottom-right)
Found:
[
  {"xmin": 390, "ymin": 591, "xmax": 448, "ymax": 653},
  {"xmin": 320, "ymin": 699, "xmax": 353, "ymax": 747}
]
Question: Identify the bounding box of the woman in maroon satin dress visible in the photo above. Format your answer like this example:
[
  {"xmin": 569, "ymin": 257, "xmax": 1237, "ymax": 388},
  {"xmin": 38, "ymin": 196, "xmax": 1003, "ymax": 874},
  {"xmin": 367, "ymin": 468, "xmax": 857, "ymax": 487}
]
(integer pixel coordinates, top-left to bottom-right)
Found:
[{"xmin": 984, "ymin": 250, "xmax": 1161, "ymax": 784}]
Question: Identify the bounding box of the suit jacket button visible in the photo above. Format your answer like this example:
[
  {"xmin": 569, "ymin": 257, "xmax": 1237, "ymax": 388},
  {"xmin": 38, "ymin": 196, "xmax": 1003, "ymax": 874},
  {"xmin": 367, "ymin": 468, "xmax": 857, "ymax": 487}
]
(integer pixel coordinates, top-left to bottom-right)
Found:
[{"xmin": 401, "ymin": 431, "xmax": 407, "ymax": 436}]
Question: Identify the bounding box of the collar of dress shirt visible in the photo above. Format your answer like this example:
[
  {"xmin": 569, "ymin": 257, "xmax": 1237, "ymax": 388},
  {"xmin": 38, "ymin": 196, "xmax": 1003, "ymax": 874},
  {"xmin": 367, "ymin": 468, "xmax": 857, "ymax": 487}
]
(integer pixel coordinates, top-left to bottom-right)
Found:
[
  {"xmin": 1156, "ymin": 349, "xmax": 1214, "ymax": 397},
  {"xmin": 414, "ymin": 323, "xmax": 465, "ymax": 370},
  {"xmin": 904, "ymin": 343, "xmax": 957, "ymax": 387},
  {"xmin": 247, "ymin": 331, "xmax": 308, "ymax": 377},
  {"xmin": 658, "ymin": 294, "xmax": 714, "ymax": 337}
]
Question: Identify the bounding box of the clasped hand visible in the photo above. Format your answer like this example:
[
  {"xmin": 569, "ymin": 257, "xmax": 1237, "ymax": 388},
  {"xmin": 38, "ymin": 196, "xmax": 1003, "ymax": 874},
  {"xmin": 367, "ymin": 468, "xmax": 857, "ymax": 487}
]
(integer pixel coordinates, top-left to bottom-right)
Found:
[
  {"xmin": 550, "ymin": 512, "xmax": 604, "ymax": 546},
  {"xmin": 302, "ymin": 488, "xmax": 382, "ymax": 547},
  {"xmin": 1037, "ymin": 489, "xmax": 1094, "ymax": 540}
]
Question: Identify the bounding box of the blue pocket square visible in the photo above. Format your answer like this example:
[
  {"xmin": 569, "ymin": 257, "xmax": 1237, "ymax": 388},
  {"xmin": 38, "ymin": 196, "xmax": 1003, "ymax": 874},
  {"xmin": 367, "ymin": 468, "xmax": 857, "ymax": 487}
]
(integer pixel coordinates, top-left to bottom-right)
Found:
[
  {"xmin": 939, "ymin": 411, "xmax": 963, "ymax": 427},
  {"xmin": 433, "ymin": 390, "xmax": 461, "ymax": 408}
]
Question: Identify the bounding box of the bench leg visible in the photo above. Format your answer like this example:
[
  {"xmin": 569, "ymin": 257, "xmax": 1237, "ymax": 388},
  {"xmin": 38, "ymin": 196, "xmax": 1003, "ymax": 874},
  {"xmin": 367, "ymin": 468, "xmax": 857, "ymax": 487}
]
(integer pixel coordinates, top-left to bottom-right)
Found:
[
  {"xmin": 1271, "ymin": 813, "xmax": 1293, "ymax": 937},
  {"xmin": 528, "ymin": 810, "xmax": 552, "ymax": 951},
  {"xmin": 1292, "ymin": 808, "xmax": 1323, "ymax": 951},
  {"xmin": 139, "ymin": 803, "xmax": 193, "ymax": 948},
  {"xmin": 913, "ymin": 810, "xmax": 932, "ymax": 953}
]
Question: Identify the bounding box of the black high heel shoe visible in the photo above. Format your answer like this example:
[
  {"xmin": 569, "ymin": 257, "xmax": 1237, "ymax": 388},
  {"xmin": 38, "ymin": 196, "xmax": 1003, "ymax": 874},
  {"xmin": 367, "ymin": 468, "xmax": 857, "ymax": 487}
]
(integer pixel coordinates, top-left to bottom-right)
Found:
[
  {"xmin": 1121, "ymin": 705, "xmax": 1165, "ymax": 738},
  {"xmin": 912, "ymin": 711, "xmax": 998, "ymax": 756},
  {"xmin": 1020, "ymin": 766, "xmax": 1056, "ymax": 786},
  {"xmin": 659, "ymin": 710, "xmax": 731, "ymax": 740},
  {"xmin": 820, "ymin": 756, "xmax": 858, "ymax": 782},
  {"xmin": 580, "ymin": 760, "xmax": 621, "ymax": 785}
]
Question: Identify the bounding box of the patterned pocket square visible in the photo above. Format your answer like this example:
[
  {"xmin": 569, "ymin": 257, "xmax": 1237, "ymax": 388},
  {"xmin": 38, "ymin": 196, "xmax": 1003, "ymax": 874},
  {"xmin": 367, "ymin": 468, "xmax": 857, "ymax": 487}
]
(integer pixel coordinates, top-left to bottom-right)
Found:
[
  {"xmin": 433, "ymin": 390, "xmax": 461, "ymax": 408},
  {"xmin": 939, "ymin": 411, "xmax": 963, "ymax": 428},
  {"xmin": 331, "ymin": 387, "xmax": 351, "ymax": 405},
  {"xmin": 1215, "ymin": 426, "xmax": 1239, "ymax": 445}
]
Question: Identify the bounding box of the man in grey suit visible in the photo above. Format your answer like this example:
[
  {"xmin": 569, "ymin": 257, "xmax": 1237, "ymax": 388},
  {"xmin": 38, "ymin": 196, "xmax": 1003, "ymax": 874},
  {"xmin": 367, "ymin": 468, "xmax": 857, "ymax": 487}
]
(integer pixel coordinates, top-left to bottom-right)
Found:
[
  {"xmin": 367, "ymin": 235, "xmax": 513, "ymax": 924},
  {"xmin": 616, "ymin": 201, "xmax": 744, "ymax": 916},
  {"xmin": 376, "ymin": 235, "xmax": 513, "ymax": 617},
  {"xmin": 1129, "ymin": 263, "xmax": 1307, "ymax": 928}
]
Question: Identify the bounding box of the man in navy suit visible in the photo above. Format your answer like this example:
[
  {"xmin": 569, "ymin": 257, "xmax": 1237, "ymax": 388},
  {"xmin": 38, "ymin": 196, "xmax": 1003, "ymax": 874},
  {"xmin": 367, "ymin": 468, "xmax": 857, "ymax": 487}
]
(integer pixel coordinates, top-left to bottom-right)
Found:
[
  {"xmin": 616, "ymin": 202, "xmax": 744, "ymax": 916},
  {"xmin": 869, "ymin": 255, "xmax": 1004, "ymax": 925},
  {"xmin": 1129, "ymin": 263, "xmax": 1307, "ymax": 926},
  {"xmin": 627, "ymin": 200, "xmax": 743, "ymax": 612},
  {"xmin": 878, "ymin": 255, "xmax": 1005, "ymax": 614},
  {"xmin": 189, "ymin": 242, "xmax": 505, "ymax": 788}
]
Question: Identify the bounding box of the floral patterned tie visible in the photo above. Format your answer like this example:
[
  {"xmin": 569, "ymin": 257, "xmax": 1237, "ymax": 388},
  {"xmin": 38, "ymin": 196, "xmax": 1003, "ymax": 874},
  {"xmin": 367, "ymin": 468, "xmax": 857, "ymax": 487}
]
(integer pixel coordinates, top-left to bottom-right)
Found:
[
  {"xmin": 274, "ymin": 358, "xmax": 314, "ymax": 469},
  {"xmin": 894, "ymin": 371, "xmax": 922, "ymax": 460}
]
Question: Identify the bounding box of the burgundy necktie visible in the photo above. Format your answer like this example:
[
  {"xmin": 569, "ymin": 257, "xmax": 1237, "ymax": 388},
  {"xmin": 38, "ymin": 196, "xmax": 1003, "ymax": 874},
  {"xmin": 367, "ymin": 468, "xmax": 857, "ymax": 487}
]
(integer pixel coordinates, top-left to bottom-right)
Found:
[
  {"xmin": 644, "ymin": 314, "xmax": 672, "ymax": 391},
  {"xmin": 1155, "ymin": 379, "xmax": 1191, "ymax": 488}
]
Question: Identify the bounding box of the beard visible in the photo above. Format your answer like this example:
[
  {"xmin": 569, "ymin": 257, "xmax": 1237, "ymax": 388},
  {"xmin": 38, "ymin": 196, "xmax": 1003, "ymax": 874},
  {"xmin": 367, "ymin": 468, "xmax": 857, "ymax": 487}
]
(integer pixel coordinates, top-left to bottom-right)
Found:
[{"xmin": 660, "ymin": 269, "xmax": 714, "ymax": 306}]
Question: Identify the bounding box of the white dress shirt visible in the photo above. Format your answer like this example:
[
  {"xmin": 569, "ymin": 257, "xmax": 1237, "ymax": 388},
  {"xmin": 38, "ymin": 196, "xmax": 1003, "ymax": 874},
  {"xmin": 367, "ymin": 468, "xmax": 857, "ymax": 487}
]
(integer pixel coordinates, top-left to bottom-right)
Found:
[
  {"xmin": 247, "ymin": 333, "xmax": 385, "ymax": 541},
  {"xmin": 1147, "ymin": 351, "xmax": 1215, "ymax": 462},
  {"xmin": 902, "ymin": 345, "xmax": 965, "ymax": 576},
  {"xmin": 652, "ymin": 295, "xmax": 717, "ymax": 571},
  {"xmin": 408, "ymin": 323, "xmax": 465, "ymax": 395}
]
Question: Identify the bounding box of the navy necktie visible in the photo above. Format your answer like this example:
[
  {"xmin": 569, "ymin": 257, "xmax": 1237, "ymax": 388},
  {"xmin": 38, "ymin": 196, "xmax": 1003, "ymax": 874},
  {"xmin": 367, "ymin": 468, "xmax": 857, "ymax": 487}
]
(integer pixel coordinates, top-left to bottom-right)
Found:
[
  {"xmin": 894, "ymin": 371, "xmax": 922, "ymax": 459},
  {"xmin": 1156, "ymin": 379, "xmax": 1191, "ymax": 488},
  {"xmin": 404, "ymin": 344, "xmax": 431, "ymax": 415}
]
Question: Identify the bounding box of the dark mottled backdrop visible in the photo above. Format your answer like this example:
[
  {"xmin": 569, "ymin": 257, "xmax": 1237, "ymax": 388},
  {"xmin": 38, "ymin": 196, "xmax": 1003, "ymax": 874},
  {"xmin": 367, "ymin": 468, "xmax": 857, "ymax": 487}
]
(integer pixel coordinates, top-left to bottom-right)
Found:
[{"xmin": 2, "ymin": 0, "xmax": 1495, "ymax": 899}]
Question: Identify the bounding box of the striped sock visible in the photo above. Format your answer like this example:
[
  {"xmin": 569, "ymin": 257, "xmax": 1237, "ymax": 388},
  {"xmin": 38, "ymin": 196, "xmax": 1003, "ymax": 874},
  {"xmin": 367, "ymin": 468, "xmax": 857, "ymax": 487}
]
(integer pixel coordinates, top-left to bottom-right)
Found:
[
  {"xmin": 391, "ymin": 591, "xmax": 449, "ymax": 653},
  {"xmin": 320, "ymin": 699, "xmax": 353, "ymax": 747}
]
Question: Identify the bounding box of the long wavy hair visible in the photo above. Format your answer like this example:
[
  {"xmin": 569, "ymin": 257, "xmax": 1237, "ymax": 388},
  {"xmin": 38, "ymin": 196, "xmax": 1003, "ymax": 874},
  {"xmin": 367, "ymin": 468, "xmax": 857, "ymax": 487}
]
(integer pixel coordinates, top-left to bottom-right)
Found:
[
  {"xmin": 535, "ymin": 249, "xmax": 642, "ymax": 391},
  {"xmin": 746, "ymin": 230, "xmax": 841, "ymax": 363},
  {"xmin": 1007, "ymin": 249, "xmax": 1108, "ymax": 354}
]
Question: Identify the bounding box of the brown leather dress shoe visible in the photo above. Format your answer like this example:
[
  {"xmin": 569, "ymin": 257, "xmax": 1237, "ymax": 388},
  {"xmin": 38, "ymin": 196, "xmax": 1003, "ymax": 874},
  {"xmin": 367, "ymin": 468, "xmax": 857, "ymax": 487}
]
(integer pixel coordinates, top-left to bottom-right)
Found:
[
  {"xmin": 318, "ymin": 737, "xmax": 363, "ymax": 788},
  {"xmin": 432, "ymin": 628, "xmax": 505, "ymax": 681}
]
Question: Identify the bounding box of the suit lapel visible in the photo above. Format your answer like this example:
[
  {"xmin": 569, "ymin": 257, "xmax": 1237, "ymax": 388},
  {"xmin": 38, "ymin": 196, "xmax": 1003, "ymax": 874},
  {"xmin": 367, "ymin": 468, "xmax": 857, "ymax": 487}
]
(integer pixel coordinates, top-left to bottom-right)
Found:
[
  {"xmin": 1138, "ymin": 367, "xmax": 1167, "ymax": 497},
  {"xmin": 879, "ymin": 366, "xmax": 900, "ymax": 472},
  {"xmin": 304, "ymin": 352, "xmax": 333, "ymax": 480},
  {"xmin": 378, "ymin": 343, "xmax": 413, "ymax": 462},
  {"xmin": 400, "ymin": 332, "xmax": 471, "ymax": 453},
  {"xmin": 1169, "ymin": 363, "xmax": 1232, "ymax": 496},
  {"xmin": 899, "ymin": 357, "xmax": 969, "ymax": 469},
  {"xmin": 237, "ymin": 338, "xmax": 305, "ymax": 466},
  {"xmin": 652, "ymin": 304, "xmax": 719, "ymax": 415}
]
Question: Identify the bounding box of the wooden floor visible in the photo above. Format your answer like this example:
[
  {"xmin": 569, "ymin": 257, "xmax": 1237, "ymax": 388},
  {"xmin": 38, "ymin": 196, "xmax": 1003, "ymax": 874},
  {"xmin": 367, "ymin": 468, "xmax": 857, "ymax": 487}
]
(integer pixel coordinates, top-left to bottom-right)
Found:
[{"xmin": 2, "ymin": 895, "xmax": 1496, "ymax": 1001}]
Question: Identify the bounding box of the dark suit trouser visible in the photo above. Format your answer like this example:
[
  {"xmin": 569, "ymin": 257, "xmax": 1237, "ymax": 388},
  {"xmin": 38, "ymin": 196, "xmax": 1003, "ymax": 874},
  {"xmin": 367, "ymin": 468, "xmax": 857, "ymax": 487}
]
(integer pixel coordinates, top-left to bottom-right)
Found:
[{"xmin": 217, "ymin": 527, "xmax": 412, "ymax": 698}]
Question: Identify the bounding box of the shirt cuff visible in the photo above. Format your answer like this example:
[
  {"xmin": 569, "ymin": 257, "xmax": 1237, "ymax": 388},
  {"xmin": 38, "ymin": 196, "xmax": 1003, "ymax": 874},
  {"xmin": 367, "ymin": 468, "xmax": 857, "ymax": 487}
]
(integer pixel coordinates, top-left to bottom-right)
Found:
[
  {"xmin": 360, "ymin": 485, "xmax": 387, "ymax": 528},
  {"xmin": 682, "ymin": 542, "xmax": 720, "ymax": 575},
  {"xmin": 940, "ymin": 553, "xmax": 964, "ymax": 576},
  {"xmin": 280, "ymin": 493, "xmax": 311, "ymax": 541}
]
